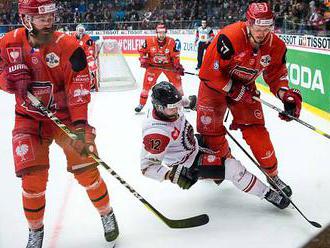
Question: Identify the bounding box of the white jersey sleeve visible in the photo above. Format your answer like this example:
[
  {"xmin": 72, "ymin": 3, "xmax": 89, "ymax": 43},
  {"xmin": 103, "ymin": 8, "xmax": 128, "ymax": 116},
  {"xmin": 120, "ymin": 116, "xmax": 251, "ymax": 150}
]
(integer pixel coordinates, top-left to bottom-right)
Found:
[{"xmin": 140, "ymin": 111, "xmax": 199, "ymax": 182}]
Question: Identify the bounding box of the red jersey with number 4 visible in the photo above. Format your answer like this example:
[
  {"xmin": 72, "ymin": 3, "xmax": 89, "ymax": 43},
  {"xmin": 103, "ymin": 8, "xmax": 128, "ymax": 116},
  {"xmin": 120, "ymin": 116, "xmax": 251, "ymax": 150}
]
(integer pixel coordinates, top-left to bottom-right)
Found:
[
  {"xmin": 139, "ymin": 36, "xmax": 180, "ymax": 69},
  {"xmin": 199, "ymin": 21, "xmax": 289, "ymax": 96},
  {"xmin": 0, "ymin": 28, "xmax": 91, "ymax": 122}
]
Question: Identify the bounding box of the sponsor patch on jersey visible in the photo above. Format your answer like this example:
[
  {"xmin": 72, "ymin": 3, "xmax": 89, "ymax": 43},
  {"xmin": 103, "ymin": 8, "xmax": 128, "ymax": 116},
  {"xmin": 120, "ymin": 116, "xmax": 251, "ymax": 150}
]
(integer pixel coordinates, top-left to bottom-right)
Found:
[
  {"xmin": 69, "ymin": 84, "xmax": 90, "ymax": 105},
  {"xmin": 200, "ymin": 115, "xmax": 212, "ymax": 125},
  {"xmin": 45, "ymin": 52, "xmax": 60, "ymax": 68},
  {"xmin": 31, "ymin": 57, "xmax": 39, "ymax": 65},
  {"xmin": 260, "ymin": 55, "xmax": 271, "ymax": 67},
  {"xmin": 73, "ymin": 73, "xmax": 90, "ymax": 83},
  {"xmin": 6, "ymin": 47, "xmax": 22, "ymax": 63},
  {"xmin": 254, "ymin": 109, "xmax": 263, "ymax": 119},
  {"xmin": 213, "ymin": 60, "xmax": 219, "ymax": 70}
]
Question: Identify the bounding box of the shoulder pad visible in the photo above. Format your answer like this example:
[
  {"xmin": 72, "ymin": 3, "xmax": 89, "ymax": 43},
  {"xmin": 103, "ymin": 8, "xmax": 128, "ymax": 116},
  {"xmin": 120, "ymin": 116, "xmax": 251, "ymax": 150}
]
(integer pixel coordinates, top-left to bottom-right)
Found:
[
  {"xmin": 69, "ymin": 47, "xmax": 87, "ymax": 72},
  {"xmin": 216, "ymin": 34, "xmax": 235, "ymax": 60}
]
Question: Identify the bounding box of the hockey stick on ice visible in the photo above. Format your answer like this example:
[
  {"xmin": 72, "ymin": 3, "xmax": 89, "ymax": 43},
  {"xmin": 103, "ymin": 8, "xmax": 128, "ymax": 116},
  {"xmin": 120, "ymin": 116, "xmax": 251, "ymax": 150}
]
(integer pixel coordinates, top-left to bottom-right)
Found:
[
  {"xmin": 149, "ymin": 65, "xmax": 199, "ymax": 76},
  {"xmin": 253, "ymin": 96, "xmax": 330, "ymax": 140},
  {"xmin": 27, "ymin": 92, "xmax": 209, "ymax": 229},
  {"xmin": 225, "ymin": 129, "xmax": 321, "ymax": 228}
]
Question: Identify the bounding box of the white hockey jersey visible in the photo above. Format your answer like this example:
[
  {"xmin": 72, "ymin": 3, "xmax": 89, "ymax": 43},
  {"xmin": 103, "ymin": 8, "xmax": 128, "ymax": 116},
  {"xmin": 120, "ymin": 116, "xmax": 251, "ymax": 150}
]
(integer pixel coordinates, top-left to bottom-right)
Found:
[
  {"xmin": 196, "ymin": 26, "xmax": 214, "ymax": 43},
  {"xmin": 140, "ymin": 110, "xmax": 199, "ymax": 182}
]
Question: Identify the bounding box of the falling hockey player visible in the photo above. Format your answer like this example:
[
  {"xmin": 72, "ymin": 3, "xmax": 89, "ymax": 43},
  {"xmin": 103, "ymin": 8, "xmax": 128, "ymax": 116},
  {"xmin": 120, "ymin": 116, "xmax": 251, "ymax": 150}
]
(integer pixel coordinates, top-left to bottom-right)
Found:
[
  {"xmin": 0, "ymin": 0, "xmax": 118, "ymax": 247},
  {"xmin": 140, "ymin": 81, "xmax": 290, "ymax": 210},
  {"xmin": 135, "ymin": 23, "xmax": 196, "ymax": 113}
]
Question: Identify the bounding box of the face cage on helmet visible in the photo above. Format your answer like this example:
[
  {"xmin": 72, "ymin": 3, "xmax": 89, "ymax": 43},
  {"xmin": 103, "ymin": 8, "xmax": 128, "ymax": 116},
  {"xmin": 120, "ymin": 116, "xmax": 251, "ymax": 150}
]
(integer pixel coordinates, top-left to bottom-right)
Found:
[{"xmin": 154, "ymin": 99, "xmax": 182, "ymax": 115}]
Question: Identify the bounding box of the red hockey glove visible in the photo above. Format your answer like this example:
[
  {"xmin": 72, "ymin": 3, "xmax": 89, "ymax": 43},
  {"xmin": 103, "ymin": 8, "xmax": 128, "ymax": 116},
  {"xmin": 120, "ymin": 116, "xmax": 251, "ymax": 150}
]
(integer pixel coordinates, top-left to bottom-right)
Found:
[
  {"xmin": 279, "ymin": 88, "xmax": 302, "ymax": 121},
  {"xmin": 227, "ymin": 82, "xmax": 260, "ymax": 104},
  {"xmin": 167, "ymin": 164, "xmax": 198, "ymax": 190},
  {"xmin": 139, "ymin": 57, "xmax": 149, "ymax": 68},
  {"xmin": 174, "ymin": 63, "xmax": 184, "ymax": 76},
  {"xmin": 4, "ymin": 63, "xmax": 32, "ymax": 101},
  {"xmin": 71, "ymin": 122, "xmax": 97, "ymax": 157}
]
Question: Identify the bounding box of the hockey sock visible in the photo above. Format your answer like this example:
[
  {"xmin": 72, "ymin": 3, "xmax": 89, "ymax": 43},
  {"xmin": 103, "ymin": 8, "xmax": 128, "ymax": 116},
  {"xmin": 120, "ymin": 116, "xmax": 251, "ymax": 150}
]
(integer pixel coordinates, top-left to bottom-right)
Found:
[
  {"xmin": 22, "ymin": 169, "xmax": 48, "ymax": 230},
  {"xmin": 225, "ymin": 158, "xmax": 269, "ymax": 199},
  {"xmin": 74, "ymin": 168, "xmax": 110, "ymax": 216}
]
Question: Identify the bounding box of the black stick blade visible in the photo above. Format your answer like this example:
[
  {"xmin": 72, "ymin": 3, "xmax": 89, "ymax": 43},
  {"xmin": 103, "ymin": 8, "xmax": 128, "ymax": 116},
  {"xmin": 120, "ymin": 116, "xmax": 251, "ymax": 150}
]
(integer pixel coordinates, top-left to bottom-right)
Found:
[
  {"xmin": 310, "ymin": 221, "xmax": 322, "ymax": 228},
  {"xmin": 164, "ymin": 214, "xmax": 209, "ymax": 229}
]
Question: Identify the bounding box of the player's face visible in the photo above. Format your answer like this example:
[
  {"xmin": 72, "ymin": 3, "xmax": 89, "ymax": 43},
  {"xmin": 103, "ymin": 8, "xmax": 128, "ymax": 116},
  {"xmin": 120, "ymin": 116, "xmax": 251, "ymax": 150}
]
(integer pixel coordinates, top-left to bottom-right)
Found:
[
  {"xmin": 250, "ymin": 24, "xmax": 272, "ymax": 44},
  {"xmin": 157, "ymin": 31, "xmax": 166, "ymax": 41},
  {"xmin": 30, "ymin": 13, "xmax": 56, "ymax": 43},
  {"xmin": 202, "ymin": 21, "xmax": 206, "ymax": 28},
  {"xmin": 163, "ymin": 102, "xmax": 182, "ymax": 120}
]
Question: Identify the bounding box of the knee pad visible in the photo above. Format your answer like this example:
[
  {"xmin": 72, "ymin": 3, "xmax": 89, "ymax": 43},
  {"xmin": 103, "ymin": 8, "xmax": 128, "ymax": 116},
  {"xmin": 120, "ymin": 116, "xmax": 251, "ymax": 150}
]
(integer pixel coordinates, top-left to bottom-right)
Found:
[
  {"xmin": 74, "ymin": 167, "xmax": 100, "ymax": 187},
  {"xmin": 22, "ymin": 169, "xmax": 48, "ymax": 193},
  {"xmin": 224, "ymin": 158, "xmax": 246, "ymax": 182}
]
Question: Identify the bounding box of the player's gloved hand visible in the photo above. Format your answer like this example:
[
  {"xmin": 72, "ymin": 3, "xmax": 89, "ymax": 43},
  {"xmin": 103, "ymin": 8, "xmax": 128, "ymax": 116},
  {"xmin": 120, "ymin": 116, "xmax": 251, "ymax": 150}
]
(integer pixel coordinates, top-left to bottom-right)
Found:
[
  {"xmin": 139, "ymin": 57, "xmax": 149, "ymax": 68},
  {"xmin": 279, "ymin": 88, "xmax": 302, "ymax": 121},
  {"xmin": 167, "ymin": 164, "xmax": 198, "ymax": 190},
  {"xmin": 227, "ymin": 82, "xmax": 260, "ymax": 104},
  {"xmin": 71, "ymin": 121, "xmax": 97, "ymax": 157},
  {"xmin": 174, "ymin": 63, "xmax": 184, "ymax": 76},
  {"xmin": 4, "ymin": 63, "xmax": 32, "ymax": 102}
]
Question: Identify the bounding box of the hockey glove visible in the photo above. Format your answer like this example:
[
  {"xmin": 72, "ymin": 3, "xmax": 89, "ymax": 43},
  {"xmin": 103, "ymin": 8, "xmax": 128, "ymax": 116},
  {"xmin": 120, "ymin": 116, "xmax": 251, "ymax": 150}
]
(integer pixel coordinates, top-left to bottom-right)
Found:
[
  {"xmin": 139, "ymin": 57, "xmax": 149, "ymax": 68},
  {"xmin": 71, "ymin": 122, "xmax": 97, "ymax": 157},
  {"xmin": 279, "ymin": 88, "xmax": 302, "ymax": 121},
  {"xmin": 174, "ymin": 63, "xmax": 184, "ymax": 76},
  {"xmin": 4, "ymin": 63, "xmax": 32, "ymax": 102},
  {"xmin": 227, "ymin": 82, "xmax": 260, "ymax": 104},
  {"xmin": 168, "ymin": 164, "xmax": 198, "ymax": 190}
]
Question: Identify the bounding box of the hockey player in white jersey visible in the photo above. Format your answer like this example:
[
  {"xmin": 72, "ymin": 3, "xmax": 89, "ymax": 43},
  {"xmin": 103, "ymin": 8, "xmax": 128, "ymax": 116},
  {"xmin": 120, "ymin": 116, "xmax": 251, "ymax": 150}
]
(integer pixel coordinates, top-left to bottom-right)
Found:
[{"xmin": 140, "ymin": 81, "xmax": 290, "ymax": 209}]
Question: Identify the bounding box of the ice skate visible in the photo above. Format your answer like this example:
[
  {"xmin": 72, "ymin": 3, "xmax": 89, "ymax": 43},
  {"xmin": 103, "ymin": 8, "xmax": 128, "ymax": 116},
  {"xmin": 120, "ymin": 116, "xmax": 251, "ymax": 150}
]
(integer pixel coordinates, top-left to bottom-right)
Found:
[
  {"xmin": 101, "ymin": 210, "xmax": 119, "ymax": 246},
  {"xmin": 26, "ymin": 227, "xmax": 44, "ymax": 248},
  {"xmin": 267, "ymin": 175, "xmax": 292, "ymax": 197},
  {"xmin": 264, "ymin": 188, "xmax": 290, "ymax": 209},
  {"xmin": 135, "ymin": 104, "xmax": 144, "ymax": 113}
]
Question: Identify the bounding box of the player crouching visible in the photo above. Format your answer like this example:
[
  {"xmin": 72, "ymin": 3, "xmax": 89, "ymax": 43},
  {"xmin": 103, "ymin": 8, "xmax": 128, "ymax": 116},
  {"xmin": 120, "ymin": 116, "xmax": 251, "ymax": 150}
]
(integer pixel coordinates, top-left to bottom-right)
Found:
[{"xmin": 140, "ymin": 81, "xmax": 290, "ymax": 210}]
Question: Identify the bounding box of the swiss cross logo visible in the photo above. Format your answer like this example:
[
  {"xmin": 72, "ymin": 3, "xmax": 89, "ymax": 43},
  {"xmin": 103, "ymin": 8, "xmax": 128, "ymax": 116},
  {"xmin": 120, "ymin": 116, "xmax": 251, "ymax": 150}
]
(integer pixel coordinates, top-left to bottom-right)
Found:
[
  {"xmin": 171, "ymin": 127, "xmax": 180, "ymax": 140},
  {"xmin": 6, "ymin": 47, "xmax": 22, "ymax": 63}
]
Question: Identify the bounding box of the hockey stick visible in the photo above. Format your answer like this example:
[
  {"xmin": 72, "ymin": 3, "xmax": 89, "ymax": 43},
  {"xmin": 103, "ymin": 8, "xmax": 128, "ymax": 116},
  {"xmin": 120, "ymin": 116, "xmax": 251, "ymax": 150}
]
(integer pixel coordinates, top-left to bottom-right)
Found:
[
  {"xmin": 149, "ymin": 65, "xmax": 199, "ymax": 76},
  {"xmin": 26, "ymin": 92, "xmax": 209, "ymax": 229},
  {"xmin": 226, "ymin": 129, "xmax": 321, "ymax": 228},
  {"xmin": 253, "ymin": 96, "xmax": 330, "ymax": 140}
]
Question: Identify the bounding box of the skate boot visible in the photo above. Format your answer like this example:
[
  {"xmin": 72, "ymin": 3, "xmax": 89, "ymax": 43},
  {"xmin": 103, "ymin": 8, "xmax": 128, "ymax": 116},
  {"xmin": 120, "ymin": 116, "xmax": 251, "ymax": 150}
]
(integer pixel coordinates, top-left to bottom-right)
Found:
[
  {"xmin": 26, "ymin": 227, "xmax": 44, "ymax": 248},
  {"xmin": 265, "ymin": 188, "xmax": 290, "ymax": 209},
  {"xmin": 135, "ymin": 104, "xmax": 144, "ymax": 113},
  {"xmin": 267, "ymin": 175, "xmax": 292, "ymax": 197},
  {"xmin": 184, "ymin": 95, "xmax": 197, "ymax": 111},
  {"xmin": 101, "ymin": 210, "xmax": 119, "ymax": 246}
]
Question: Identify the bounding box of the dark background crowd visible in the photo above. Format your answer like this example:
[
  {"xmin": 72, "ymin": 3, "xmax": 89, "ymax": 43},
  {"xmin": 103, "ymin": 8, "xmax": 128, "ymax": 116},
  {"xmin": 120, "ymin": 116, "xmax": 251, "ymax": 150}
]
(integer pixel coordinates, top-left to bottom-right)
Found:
[{"xmin": 0, "ymin": 0, "xmax": 329, "ymax": 36}]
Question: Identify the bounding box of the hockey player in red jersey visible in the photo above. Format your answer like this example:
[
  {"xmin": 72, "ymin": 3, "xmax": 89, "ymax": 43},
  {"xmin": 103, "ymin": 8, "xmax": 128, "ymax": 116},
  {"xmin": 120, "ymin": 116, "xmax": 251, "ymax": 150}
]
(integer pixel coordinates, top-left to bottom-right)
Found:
[
  {"xmin": 0, "ymin": 1, "xmax": 118, "ymax": 247},
  {"xmin": 141, "ymin": 81, "xmax": 290, "ymax": 210},
  {"xmin": 71, "ymin": 24, "xmax": 98, "ymax": 90},
  {"xmin": 197, "ymin": 2, "xmax": 302, "ymax": 197},
  {"xmin": 135, "ymin": 23, "xmax": 196, "ymax": 113}
]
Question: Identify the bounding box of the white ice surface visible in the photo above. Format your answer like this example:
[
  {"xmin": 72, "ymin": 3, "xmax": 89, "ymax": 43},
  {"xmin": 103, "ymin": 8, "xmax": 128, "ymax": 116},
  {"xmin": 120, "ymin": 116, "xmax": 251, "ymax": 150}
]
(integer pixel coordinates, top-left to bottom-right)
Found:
[{"xmin": 0, "ymin": 57, "xmax": 329, "ymax": 248}]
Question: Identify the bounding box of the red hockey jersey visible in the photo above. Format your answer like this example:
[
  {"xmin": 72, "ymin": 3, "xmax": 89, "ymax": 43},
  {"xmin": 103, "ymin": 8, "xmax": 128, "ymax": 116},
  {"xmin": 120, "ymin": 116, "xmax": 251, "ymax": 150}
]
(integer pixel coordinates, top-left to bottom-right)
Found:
[
  {"xmin": 139, "ymin": 36, "xmax": 180, "ymax": 69},
  {"xmin": 199, "ymin": 21, "xmax": 289, "ymax": 96},
  {"xmin": 0, "ymin": 28, "xmax": 91, "ymax": 122}
]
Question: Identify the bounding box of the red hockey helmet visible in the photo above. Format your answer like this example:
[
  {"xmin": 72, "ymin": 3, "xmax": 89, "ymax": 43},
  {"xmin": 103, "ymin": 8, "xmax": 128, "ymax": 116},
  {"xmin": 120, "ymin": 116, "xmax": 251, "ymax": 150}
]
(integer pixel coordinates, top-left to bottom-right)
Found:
[
  {"xmin": 18, "ymin": 0, "xmax": 57, "ymax": 16},
  {"xmin": 246, "ymin": 2, "xmax": 274, "ymax": 26}
]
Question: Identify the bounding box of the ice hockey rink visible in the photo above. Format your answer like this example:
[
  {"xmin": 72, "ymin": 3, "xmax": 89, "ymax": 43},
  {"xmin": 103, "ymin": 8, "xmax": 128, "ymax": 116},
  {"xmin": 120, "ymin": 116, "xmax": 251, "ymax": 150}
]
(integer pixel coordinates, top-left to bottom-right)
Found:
[{"xmin": 0, "ymin": 57, "xmax": 329, "ymax": 248}]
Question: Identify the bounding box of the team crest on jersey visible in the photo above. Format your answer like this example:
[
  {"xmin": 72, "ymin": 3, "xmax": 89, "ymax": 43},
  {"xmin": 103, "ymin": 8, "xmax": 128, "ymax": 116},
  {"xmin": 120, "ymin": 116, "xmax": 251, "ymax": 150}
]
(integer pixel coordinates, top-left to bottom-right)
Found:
[
  {"xmin": 200, "ymin": 115, "xmax": 212, "ymax": 125},
  {"xmin": 230, "ymin": 65, "xmax": 259, "ymax": 83},
  {"xmin": 260, "ymin": 55, "xmax": 271, "ymax": 67},
  {"xmin": 6, "ymin": 47, "xmax": 22, "ymax": 63},
  {"xmin": 45, "ymin": 52, "xmax": 60, "ymax": 68},
  {"xmin": 23, "ymin": 82, "xmax": 56, "ymax": 115},
  {"xmin": 164, "ymin": 48, "xmax": 170, "ymax": 54},
  {"xmin": 73, "ymin": 86, "xmax": 89, "ymax": 103},
  {"xmin": 171, "ymin": 127, "xmax": 180, "ymax": 140},
  {"xmin": 31, "ymin": 56, "xmax": 39, "ymax": 65}
]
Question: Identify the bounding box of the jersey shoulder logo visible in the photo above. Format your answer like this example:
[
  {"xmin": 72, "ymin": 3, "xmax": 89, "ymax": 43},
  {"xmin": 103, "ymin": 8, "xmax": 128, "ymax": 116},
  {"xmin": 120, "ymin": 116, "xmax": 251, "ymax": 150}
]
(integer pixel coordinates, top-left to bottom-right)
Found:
[
  {"xmin": 260, "ymin": 55, "xmax": 271, "ymax": 67},
  {"xmin": 45, "ymin": 52, "xmax": 60, "ymax": 68},
  {"xmin": 6, "ymin": 47, "xmax": 22, "ymax": 63}
]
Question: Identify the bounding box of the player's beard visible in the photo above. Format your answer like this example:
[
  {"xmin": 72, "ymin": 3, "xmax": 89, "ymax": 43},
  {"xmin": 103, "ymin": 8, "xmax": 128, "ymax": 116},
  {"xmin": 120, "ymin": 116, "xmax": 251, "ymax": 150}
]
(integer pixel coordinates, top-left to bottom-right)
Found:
[{"xmin": 31, "ymin": 25, "xmax": 55, "ymax": 45}]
